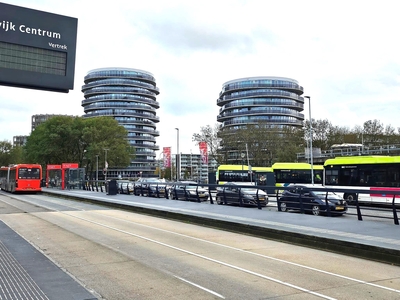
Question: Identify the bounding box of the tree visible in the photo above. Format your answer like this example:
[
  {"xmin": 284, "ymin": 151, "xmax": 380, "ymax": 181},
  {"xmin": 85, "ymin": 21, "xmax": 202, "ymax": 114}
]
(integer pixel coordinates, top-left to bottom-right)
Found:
[
  {"xmin": 0, "ymin": 140, "xmax": 14, "ymax": 166},
  {"xmin": 363, "ymin": 119, "xmax": 384, "ymax": 146},
  {"xmin": 9, "ymin": 145, "xmax": 24, "ymax": 164},
  {"xmin": 163, "ymin": 166, "xmax": 172, "ymax": 181},
  {"xmin": 310, "ymin": 119, "xmax": 332, "ymax": 150},
  {"xmin": 275, "ymin": 126, "xmax": 304, "ymax": 162},
  {"xmin": 24, "ymin": 116, "xmax": 133, "ymax": 174},
  {"xmin": 213, "ymin": 122, "xmax": 304, "ymax": 166},
  {"xmin": 0, "ymin": 141, "xmax": 24, "ymax": 166},
  {"xmin": 192, "ymin": 124, "xmax": 221, "ymax": 167}
]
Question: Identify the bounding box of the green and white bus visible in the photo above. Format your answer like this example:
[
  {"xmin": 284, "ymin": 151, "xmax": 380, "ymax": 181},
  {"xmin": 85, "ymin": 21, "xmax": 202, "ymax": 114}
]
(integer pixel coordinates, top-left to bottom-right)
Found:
[
  {"xmin": 216, "ymin": 164, "xmax": 276, "ymax": 194},
  {"xmin": 324, "ymin": 156, "xmax": 400, "ymax": 205},
  {"xmin": 272, "ymin": 162, "xmax": 323, "ymax": 187}
]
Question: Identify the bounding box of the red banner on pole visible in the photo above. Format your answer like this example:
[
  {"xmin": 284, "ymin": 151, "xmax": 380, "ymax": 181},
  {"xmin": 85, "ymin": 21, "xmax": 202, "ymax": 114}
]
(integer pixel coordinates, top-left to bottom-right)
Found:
[
  {"xmin": 163, "ymin": 147, "xmax": 171, "ymax": 168},
  {"xmin": 199, "ymin": 141, "xmax": 208, "ymax": 164}
]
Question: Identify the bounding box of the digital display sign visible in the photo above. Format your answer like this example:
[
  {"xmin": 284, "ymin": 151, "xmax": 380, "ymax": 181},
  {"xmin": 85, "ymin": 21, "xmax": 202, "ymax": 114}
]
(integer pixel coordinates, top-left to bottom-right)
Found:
[
  {"xmin": 0, "ymin": 3, "xmax": 78, "ymax": 93},
  {"xmin": 0, "ymin": 41, "xmax": 67, "ymax": 75}
]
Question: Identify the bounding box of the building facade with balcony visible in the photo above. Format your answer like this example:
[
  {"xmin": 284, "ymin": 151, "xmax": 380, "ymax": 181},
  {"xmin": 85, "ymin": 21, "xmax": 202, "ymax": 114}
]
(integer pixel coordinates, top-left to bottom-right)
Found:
[
  {"xmin": 81, "ymin": 68, "xmax": 160, "ymax": 177},
  {"xmin": 174, "ymin": 153, "xmax": 218, "ymax": 183},
  {"xmin": 217, "ymin": 76, "xmax": 305, "ymax": 164},
  {"xmin": 31, "ymin": 114, "xmax": 75, "ymax": 132},
  {"xmin": 13, "ymin": 135, "xmax": 27, "ymax": 147},
  {"xmin": 217, "ymin": 76, "xmax": 304, "ymax": 129}
]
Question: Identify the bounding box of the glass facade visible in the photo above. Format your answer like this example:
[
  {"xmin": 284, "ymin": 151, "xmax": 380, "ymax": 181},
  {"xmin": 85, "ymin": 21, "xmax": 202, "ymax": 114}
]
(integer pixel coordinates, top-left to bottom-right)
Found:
[
  {"xmin": 217, "ymin": 76, "xmax": 305, "ymax": 129},
  {"xmin": 81, "ymin": 68, "xmax": 160, "ymax": 177}
]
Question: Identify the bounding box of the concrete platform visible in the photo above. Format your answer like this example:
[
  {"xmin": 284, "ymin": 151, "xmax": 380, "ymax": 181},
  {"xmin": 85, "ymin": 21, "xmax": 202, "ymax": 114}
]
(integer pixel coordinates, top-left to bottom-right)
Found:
[{"xmin": 0, "ymin": 220, "xmax": 98, "ymax": 300}]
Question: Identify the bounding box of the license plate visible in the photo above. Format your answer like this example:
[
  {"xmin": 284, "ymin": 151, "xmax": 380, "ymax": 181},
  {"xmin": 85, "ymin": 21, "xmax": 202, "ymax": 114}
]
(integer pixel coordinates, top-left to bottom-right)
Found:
[{"xmin": 336, "ymin": 206, "xmax": 344, "ymax": 210}]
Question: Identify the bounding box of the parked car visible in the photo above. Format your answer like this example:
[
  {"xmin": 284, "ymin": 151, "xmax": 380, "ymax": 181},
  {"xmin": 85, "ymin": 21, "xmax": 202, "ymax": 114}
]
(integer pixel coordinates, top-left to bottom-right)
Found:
[
  {"xmin": 115, "ymin": 180, "xmax": 134, "ymax": 194},
  {"xmin": 216, "ymin": 182, "xmax": 268, "ymax": 207},
  {"xmin": 278, "ymin": 184, "xmax": 348, "ymax": 216},
  {"xmin": 134, "ymin": 178, "xmax": 166, "ymax": 197},
  {"xmin": 169, "ymin": 181, "xmax": 209, "ymax": 201}
]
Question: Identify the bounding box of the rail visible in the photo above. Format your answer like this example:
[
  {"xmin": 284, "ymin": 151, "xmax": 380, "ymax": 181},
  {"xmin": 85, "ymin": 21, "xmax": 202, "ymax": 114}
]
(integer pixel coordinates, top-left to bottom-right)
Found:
[{"xmin": 75, "ymin": 181, "xmax": 399, "ymax": 226}]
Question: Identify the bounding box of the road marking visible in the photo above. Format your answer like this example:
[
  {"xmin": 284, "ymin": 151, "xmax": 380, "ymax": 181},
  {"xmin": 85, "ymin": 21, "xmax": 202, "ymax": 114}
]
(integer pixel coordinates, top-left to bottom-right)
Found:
[
  {"xmin": 95, "ymin": 210, "xmax": 400, "ymax": 295},
  {"xmin": 54, "ymin": 211, "xmax": 337, "ymax": 299},
  {"xmin": 174, "ymin": 275, "xmax": 225, "ymax": 299}
]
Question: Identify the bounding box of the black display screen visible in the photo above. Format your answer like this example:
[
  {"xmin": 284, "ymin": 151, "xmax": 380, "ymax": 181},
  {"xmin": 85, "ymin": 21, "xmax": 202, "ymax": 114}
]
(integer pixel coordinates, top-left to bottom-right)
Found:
[
  {"xmin": 0, "ymin": 3, "xmax": 77, "ymax": 93},
  {"xmin": 0, "ymin": 41, "xmax": 67, "ymax": 76}
]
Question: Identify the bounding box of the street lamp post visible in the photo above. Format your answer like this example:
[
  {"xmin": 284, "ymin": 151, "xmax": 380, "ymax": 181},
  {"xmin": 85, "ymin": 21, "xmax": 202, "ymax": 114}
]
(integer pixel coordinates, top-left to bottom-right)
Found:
[
  {"xmin": 361, "ymin": 130, "xmax": 364, "ymax": 154},
  {"xmin": 175, "ymin": 128, "xmax": 179, "ymax": 181},
  {"xmin": 304, "ymin": 96, "xmax": 314, "ymax": 185},
  {"xmin": 190, "ymin": 149, "xmax": 193, "ymax": 180},
  {"xmin": 158, "ymin": 152, "xmax": 163, "ymax": 179},
  {"xmin": 95, "ymin": 155, "xmax": 99, "ymax": 183},
  {"xmin": 104, "ymin": 148, "xmax": 109, "ymax": 181}
]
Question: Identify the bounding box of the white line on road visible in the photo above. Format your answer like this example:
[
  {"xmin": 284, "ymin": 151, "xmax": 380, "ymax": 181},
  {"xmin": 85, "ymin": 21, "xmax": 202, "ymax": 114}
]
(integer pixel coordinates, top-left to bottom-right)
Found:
[
  {"xmin": 174, "ymin": 276, "xmax": 225, "ymax": 299},
  {"xmin": 58, "ymin": 211, "xmax": 337, "ymax": 299}
]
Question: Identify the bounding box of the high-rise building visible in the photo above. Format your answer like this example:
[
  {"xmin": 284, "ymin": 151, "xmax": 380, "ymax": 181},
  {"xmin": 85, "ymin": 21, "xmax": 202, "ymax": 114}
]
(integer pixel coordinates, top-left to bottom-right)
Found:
[
  {"xmin": 13, "ymin": 114, "xmax": 73, "ymax": 148},
  {"xmin": 13, "ymin": 135, "xmax": 27, "ymax": 147},
  {"xmin": 81, "ymin": 68, "xmax": 160, "ymax": 177},
  {"xmin": 31, "ymin": 114, "xmax": 74, "ymax": 132},
  {"xmin": 217, "ymin": 76, "xmax": 304, "ymax": 129},
  {"xmin": 172, "ymin": 153, "xmax": 217, "ymax": 183},
  {"xmin": 217, "ymin": 76, "xmax": 305, "ymax": 164}
]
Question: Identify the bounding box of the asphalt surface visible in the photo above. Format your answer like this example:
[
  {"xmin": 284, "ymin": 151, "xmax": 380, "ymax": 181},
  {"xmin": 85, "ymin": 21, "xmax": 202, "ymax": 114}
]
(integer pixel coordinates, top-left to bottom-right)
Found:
[{"xmin": 1, "ymin": 187, "xmax": 400, "ymax": 300}]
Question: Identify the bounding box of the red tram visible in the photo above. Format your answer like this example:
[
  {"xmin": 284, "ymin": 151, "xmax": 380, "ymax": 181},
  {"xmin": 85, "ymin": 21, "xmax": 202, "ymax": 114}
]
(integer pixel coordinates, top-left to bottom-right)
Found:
[{"xmin": 0, "ymin": 164, "xmax": 42, "ymax": 193}]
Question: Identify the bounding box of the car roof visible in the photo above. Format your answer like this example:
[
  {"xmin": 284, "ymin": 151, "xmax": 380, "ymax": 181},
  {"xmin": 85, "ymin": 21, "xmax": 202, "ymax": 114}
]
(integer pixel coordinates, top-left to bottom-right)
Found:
[
  {"xmin": 286, "ymin": 184, "xmax": 331, "ymax": 193},
  {"xmin": 222, "ymin": 182, "xmax": 257, "ymax": 186},
  {"xmin": 288, "ymin": 184, "xmax": 326, "ymax": 188},
  {"xmin": 138, "ymin": 178, "xmax": 160, "ymax": 181}
]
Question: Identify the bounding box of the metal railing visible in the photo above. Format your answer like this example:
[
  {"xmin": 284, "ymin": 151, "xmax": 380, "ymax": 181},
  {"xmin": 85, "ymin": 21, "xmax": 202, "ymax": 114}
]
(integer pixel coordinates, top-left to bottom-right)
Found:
[{"xmin": 80, "ymin": 181, "xmax": 399, "ymax": 225}]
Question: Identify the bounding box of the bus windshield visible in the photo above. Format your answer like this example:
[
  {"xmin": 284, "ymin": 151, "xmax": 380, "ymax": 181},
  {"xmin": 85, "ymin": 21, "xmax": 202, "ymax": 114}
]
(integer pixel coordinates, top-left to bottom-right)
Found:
[{"xmin": 18, "ymin": 168, "xmax": 41, "ymax": 179}]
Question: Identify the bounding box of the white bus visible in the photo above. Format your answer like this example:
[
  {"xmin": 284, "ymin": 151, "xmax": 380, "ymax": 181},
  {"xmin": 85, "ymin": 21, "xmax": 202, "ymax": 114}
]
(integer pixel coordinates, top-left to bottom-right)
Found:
[{"xmin": 324, "ymin": 156, "xmax": 400, "ymax": 205}]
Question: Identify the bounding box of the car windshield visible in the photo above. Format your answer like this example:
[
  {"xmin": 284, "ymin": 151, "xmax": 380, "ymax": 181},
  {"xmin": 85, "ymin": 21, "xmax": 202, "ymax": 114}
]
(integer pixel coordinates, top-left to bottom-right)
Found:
[
  {"xmin": 142, "ymin": 179, "xmax": 161, "ymax": 183},
  {"xmin": 312, "ymin": 191, "xmax": 337, "ymax": 197},
  {"xmin": 240, "ymin": 187, "xmax": 258, "ymax": 192},
  {"xmin": 187, "ymin": 185, "xmax": 205, "ymax": 190}
]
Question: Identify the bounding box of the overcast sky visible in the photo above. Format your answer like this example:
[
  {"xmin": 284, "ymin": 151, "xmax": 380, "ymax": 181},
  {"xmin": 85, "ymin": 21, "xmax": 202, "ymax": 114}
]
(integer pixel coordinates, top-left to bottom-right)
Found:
[{"xmin": 1, "ymin": 0, "xmax": 400, "ymax": 155}]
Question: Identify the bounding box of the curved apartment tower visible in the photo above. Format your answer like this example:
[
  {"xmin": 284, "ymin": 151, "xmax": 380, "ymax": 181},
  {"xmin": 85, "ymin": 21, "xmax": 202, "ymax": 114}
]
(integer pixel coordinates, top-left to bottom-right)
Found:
[
  {"xmin": 217, "ymin": 76, "xmax": 304, "ymax": 129},
  {"xmin": 81, "ymin": 68, "xmax": 160, "ymax": 177}
]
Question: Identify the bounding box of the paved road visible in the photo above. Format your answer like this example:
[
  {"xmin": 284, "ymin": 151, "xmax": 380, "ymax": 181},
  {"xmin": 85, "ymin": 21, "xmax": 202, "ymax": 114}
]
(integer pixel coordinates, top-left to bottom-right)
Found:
[{"xmin": 1, "ymin": 192, "xmax": 400, "ymax": 300}]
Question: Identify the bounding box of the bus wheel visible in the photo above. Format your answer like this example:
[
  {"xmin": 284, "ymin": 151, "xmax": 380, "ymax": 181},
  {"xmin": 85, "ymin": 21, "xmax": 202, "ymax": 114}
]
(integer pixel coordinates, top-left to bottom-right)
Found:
[
  {"xmin": 312, "ymin": 205, "xmax": 320, "ymax": 216},
  {"xmin": 280, "ymin": 202, "xmax": 287, "ymax": 212},
  {"xmin": 345, "ymin": 193, "xmax": 356, "ymax": 204}
]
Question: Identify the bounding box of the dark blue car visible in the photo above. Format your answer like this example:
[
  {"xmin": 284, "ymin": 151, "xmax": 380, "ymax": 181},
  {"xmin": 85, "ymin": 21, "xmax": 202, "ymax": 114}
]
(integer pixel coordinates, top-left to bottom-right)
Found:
[
  {"xmin": 278, "ymin": 185, "xmax": 348, "ymax": 216},
  {"xmin": 169, "ymin": 181, "xmax": 209, "ymax": 201}
]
